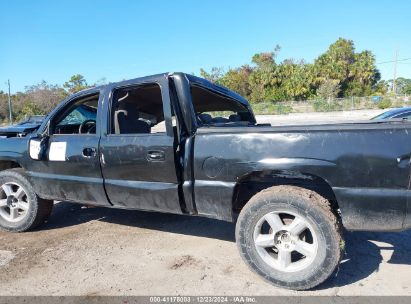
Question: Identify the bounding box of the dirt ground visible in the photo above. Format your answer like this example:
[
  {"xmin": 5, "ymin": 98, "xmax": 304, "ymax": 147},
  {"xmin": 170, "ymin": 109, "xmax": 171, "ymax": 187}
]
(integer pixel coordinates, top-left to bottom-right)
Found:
[{"xmin": 1, "ymin": 109, "xmax": 410, "ymax": 296}]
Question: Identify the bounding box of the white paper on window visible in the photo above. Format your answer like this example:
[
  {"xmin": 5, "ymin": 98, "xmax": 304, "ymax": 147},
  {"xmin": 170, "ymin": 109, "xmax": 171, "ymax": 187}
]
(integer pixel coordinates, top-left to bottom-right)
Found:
[{"xmin": 49, "ymin": 142, "xmax": 67, "ymax": 161}]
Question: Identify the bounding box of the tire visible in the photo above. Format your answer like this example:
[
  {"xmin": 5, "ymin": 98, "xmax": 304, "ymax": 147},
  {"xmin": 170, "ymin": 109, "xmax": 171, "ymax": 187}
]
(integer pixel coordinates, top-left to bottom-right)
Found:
[
  {"xmin": 235, "ymin": 185, "xmax": 342, "ymax": 290},
  {"xmin": 0, "ymin": 169, "xmax": 54, "ymax": 232}
]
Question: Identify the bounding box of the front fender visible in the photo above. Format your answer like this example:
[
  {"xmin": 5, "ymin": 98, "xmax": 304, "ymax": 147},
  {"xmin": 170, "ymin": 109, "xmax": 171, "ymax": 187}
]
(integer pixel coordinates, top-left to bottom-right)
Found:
[{"xmin": 0, "ymin": 137, "xmax": 30, "ymax": 170}]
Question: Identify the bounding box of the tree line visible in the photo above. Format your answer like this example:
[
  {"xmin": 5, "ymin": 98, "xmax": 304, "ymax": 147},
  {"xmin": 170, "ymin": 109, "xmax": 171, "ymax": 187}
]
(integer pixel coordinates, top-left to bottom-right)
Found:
[
  {"xmin": 201, "ymin": 38, "xmax": 410, "ymax": 102},
  {"xmin": 0, "ymin": 74, "xmax": 95, "ymax": 123},
  {"xmin": 1, "ymin": 38, "xmax": 411, "ymax": 123}
]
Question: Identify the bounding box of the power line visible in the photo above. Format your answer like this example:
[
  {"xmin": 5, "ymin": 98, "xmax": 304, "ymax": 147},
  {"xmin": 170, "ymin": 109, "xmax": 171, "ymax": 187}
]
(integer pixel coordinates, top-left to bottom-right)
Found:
[{"xmin": 377, "ymin": 57, "xmax": 411, "ymax": 64}]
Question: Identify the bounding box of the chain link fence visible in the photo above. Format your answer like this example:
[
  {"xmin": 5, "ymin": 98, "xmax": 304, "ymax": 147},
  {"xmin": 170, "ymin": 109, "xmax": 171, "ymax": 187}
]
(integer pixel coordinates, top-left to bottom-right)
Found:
[{"xmin": 251, "ymin": 95, "xmax": 411, "ymax": 115}]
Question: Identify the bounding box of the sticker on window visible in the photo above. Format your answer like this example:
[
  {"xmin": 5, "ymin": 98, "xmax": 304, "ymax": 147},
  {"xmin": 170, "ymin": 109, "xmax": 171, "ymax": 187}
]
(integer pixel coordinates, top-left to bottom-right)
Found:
[{"xmin": 49, "ymin": 142, "xmax": 67, "ymax": 161}]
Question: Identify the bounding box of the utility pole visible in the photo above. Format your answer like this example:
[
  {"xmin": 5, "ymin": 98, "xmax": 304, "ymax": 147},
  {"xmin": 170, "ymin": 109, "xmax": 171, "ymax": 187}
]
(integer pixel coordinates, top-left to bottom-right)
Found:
[
  {"xmin": 393, "ymin": 50, "xmax": 398, "ymax": 96},
  {"xmin": 7, "ymin": 79, "xmax": 13, "ymax": 124}
]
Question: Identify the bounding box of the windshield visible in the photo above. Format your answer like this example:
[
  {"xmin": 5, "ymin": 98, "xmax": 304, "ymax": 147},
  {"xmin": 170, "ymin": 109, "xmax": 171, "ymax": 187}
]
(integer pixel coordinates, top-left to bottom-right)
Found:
[
  {"xmin": 372, "ymin": 109, "xmax": 411, "ymax": 120},
  {"xmin": 59, "ymin": 104, "xmax": 97, "ymax": 125},
  {"xmin": 372, "ymin": 111, "xmax": 396, "ymax": 120}
]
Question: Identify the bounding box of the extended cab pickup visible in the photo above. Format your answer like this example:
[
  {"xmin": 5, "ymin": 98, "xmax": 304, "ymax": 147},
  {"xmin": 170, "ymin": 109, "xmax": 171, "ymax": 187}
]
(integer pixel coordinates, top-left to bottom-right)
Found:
[{"xmin": 0, "ymin": 72, "xmax": 410, "ymax": 290}]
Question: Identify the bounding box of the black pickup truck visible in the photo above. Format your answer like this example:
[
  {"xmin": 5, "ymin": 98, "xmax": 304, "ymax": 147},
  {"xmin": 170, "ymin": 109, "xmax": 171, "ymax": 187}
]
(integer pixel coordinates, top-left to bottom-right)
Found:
[{"xmin": 0, "ymin": 73, "xmax": 410, "ymax": 290}]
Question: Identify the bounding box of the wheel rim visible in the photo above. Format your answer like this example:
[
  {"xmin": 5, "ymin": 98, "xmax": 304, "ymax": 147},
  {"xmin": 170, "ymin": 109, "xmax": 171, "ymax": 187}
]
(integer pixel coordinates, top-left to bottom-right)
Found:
[
  {"xmin": 253, "ymin": 210, "xmax": 318, "ymax": 273},
  {"xmin": 0, "ymin": 182, "xmax": 30, "ymax": 223}
]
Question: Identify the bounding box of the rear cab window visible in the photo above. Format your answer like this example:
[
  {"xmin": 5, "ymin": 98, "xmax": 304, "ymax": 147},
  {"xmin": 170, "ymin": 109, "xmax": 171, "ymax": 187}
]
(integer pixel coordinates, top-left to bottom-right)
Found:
[{"xmin": 190, "ymin": 84, "xmax": 255, "ymax": 127}]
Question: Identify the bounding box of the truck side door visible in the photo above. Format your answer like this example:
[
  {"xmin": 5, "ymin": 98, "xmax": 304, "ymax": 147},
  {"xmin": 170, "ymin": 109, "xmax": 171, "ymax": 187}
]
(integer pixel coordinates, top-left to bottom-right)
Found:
[
  {"xmin": 99, "ymin": 77, "xmax": 183, "ymax": 214},
  {"xmin": 27, "ymin": 89, "xmax": 110, "ymax": 205}
]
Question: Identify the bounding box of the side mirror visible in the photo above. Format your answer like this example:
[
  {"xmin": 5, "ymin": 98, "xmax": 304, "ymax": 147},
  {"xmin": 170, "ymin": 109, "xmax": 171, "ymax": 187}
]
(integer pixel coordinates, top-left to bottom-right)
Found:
[{"xmin": 29, "ymin": 136, "xmax": 49, "ymax": 160}]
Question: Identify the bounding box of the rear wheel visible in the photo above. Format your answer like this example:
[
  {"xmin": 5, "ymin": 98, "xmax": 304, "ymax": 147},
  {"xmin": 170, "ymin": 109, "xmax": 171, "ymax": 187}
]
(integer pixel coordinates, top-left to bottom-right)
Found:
[
  {"xmin": 235, "ymin": 185, "xmax": 342, "ymax": 290},
  {"xmin": 0, "ymin": 169, "xmax": 53, "ymax": 232}
]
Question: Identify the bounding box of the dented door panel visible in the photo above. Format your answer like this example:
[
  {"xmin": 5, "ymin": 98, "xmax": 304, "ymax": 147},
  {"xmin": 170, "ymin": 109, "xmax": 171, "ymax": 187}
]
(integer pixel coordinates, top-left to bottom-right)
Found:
[
  {"xmin": 193, "ymin": 124, "xmax": 411, "ymax": 229},
  {"xmin": 100, "ymin": 134, "xmax": 182, "ymax": 213},
  {"xmin": 27, "ymin": 134, "xmax": 110, "ymax": 205}
]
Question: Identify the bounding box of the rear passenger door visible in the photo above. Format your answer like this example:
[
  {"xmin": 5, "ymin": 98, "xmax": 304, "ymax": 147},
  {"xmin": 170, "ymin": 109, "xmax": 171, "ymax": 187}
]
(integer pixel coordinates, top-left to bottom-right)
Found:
[{"xmin": 99, "ymin": 77, "xmax": 183, "ymax": 214}]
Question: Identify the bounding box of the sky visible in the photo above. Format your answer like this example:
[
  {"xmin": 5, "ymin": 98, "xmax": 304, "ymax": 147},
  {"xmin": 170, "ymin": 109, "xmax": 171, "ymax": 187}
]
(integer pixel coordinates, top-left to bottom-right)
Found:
[{"xmin": 1, "ymin": 0, "xmax": 410, "ymax": 93}]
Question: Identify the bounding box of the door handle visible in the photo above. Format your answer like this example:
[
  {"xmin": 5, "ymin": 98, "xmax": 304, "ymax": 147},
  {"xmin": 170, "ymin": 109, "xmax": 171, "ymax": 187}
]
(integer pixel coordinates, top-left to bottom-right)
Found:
[
  {"xmin": 397, "ymin": 153, "xmax": 411, "ymax": 164},
  {"xmin": 147, "ymin": 150, "xmax": 165, "ymax": 161},
  {"xmin": 82, "ymin": 147, "xmax": 97, "ymax": 158}
]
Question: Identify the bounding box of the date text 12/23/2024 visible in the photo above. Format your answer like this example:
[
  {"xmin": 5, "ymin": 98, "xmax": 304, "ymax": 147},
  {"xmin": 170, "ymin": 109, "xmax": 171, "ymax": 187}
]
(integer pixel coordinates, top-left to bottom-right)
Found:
[{"xmin": 149, "ymin": 297, "xmax": 256, "ymax": 303}]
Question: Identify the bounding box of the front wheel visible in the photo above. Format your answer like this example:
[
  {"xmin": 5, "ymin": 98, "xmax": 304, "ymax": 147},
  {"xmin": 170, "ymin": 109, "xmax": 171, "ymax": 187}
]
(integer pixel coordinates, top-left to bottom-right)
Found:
[
  {"xmin": 235, "ymin": 185, "xmax": 342, "ymax": 290},
  {"xmin": 0, "ymin": 169, "xmax": 53, "ymax": 232}
]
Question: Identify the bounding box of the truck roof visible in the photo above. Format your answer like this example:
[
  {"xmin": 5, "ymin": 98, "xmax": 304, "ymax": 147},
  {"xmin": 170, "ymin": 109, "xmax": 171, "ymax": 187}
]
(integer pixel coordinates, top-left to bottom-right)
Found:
[{"xmin": 73, "ymin": 72, "xmax": 251, "ymax": 108}]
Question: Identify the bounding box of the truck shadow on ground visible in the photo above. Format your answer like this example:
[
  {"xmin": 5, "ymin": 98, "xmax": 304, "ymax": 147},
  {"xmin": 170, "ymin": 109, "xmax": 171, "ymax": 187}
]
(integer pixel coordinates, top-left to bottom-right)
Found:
[
  {"xmin": 44, "ymin": 202, "xmax": 236, "ymax": 242},
  {"xmin": 44, "ymin": 202, "xmax": 411, "ymax": 289},
  {"xmin": 318, "ymin": 229, "xmax": 411, "ymax": 289}
]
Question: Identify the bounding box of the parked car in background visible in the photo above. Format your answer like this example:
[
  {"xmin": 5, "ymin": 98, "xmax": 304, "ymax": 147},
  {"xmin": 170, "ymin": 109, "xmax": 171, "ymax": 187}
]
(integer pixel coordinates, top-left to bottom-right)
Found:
[
  {"xmin": 0, "ymin": 115, "xmax": 45, "ymax": 137},
  {"xmin": 372, "ymin": 107, "xmax": 411, "ymax": 120},
  {"xmin": 19, "ymin": 115, "xmax": 45, "ymax": 124}
]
